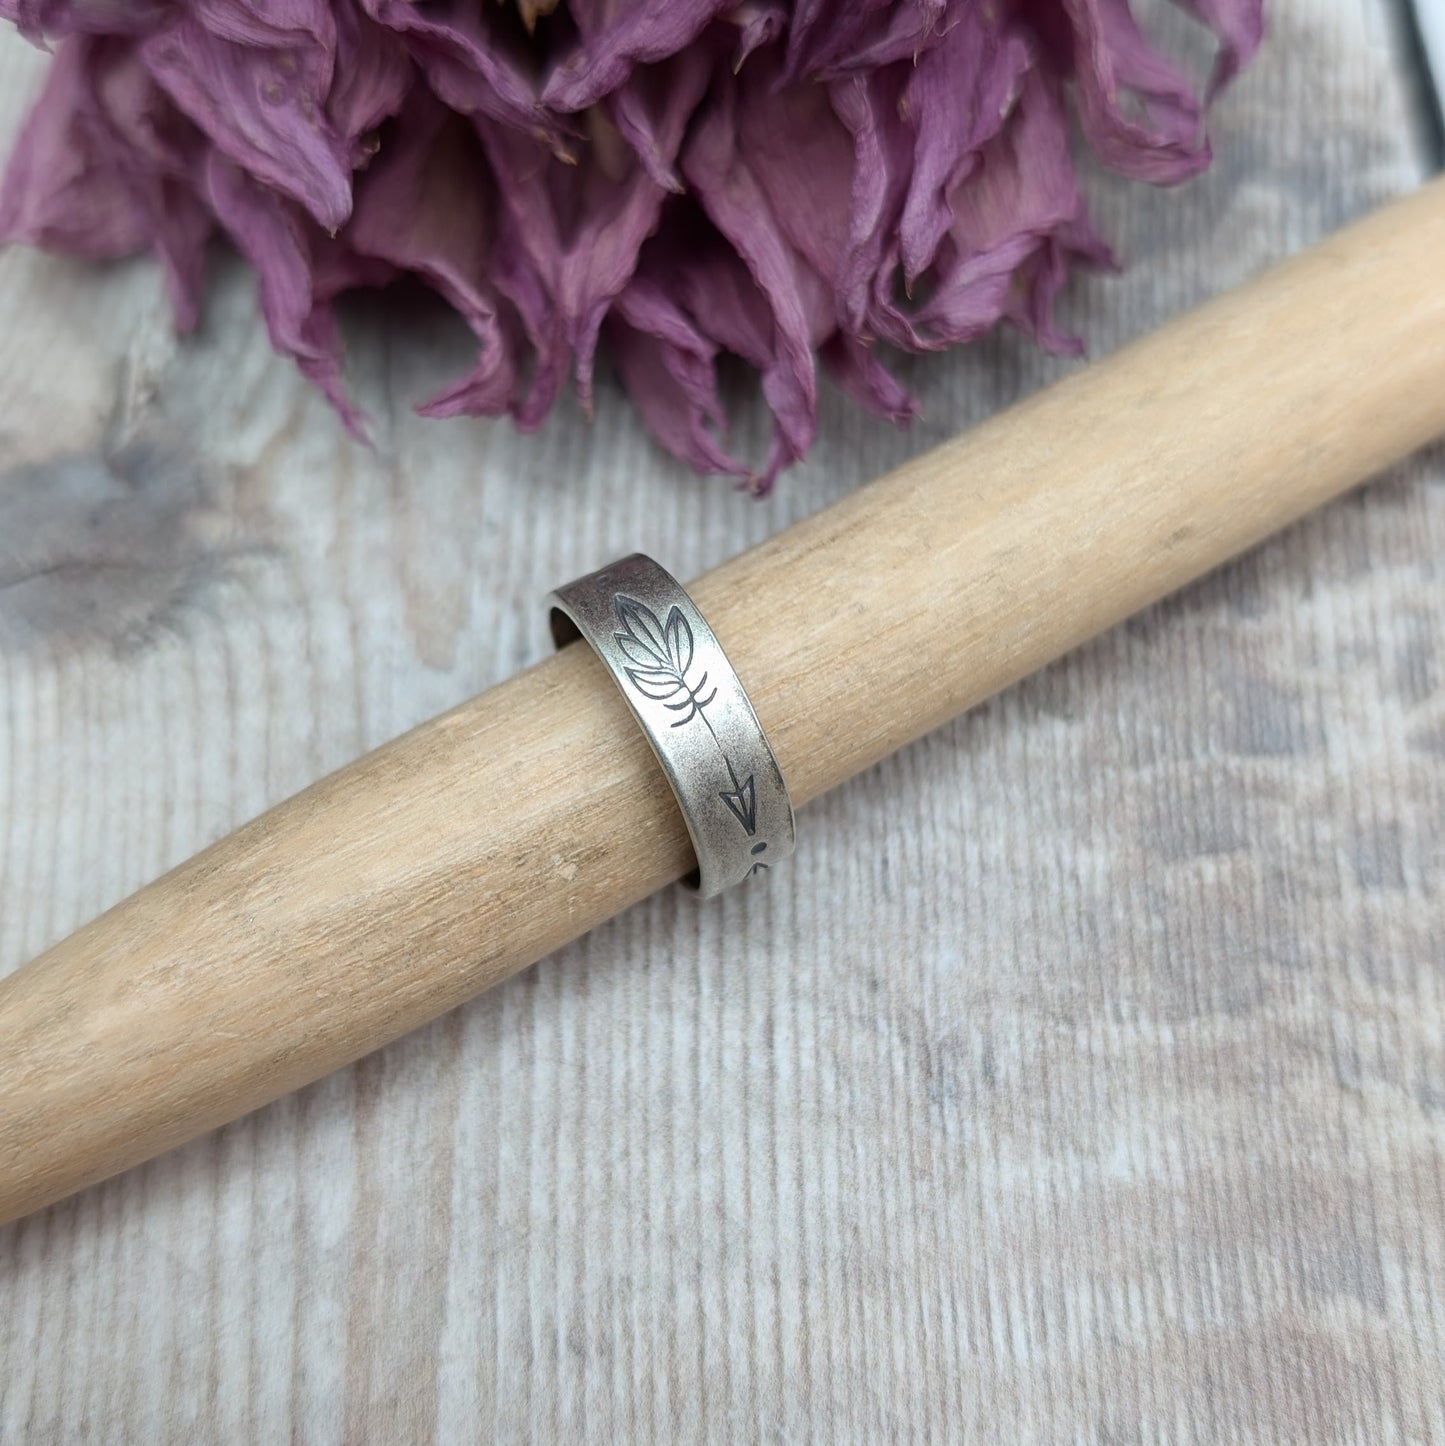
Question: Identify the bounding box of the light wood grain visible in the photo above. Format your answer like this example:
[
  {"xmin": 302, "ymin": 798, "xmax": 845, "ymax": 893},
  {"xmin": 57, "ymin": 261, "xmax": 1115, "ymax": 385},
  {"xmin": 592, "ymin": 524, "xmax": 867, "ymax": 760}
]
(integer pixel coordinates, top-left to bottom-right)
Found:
[
  {"xmin": 3, "ymin": 0, "xmax": 1444, "ymax": 1438},
  {"xmin": 4, "ymin": 173, "xmax": 1445, "ymax": 1228}
]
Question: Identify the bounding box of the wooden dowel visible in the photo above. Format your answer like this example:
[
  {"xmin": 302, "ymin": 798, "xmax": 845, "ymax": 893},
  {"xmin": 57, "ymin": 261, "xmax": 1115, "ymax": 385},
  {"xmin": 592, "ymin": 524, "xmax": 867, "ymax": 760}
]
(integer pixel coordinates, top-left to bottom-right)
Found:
[{"xmin": 4, "ymin": 180, "xmax": 1445, "ymax": 1225}]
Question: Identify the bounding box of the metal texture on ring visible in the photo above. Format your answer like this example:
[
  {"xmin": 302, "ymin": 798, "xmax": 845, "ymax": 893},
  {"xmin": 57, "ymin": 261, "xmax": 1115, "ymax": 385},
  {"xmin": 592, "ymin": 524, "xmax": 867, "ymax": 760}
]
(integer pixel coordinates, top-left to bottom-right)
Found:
[{"xmin": 549, "ymin": 554, "xmax": 795, "ymax": 898}]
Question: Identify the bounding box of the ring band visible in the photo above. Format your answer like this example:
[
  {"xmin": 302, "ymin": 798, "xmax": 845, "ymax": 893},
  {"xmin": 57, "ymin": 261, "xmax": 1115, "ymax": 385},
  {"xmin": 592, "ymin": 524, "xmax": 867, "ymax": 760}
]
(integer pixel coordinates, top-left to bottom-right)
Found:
[{"xmin": 549, "ymin": 554, "xmax": 795, "ymax": 898}]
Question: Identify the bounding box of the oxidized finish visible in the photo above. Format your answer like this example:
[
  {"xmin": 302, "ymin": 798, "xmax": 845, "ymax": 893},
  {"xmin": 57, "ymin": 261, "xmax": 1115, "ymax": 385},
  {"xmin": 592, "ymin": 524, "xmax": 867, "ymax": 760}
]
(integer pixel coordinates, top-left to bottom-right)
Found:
[{"xmin": 549, "ymin": 554, "xmax": 795, "ymax": 897}]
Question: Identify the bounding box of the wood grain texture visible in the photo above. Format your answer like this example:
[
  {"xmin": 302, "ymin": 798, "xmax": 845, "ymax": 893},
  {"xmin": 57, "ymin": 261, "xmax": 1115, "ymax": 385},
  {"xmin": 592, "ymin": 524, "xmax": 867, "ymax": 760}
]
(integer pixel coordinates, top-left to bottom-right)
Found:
[
  {"xmin": 2, "ymin": 0, "xmax": 1444, "ymax": 1438},
  {"xmin": 4, "ymin": 173, "xmax": 1445, "ymax": 1228}
]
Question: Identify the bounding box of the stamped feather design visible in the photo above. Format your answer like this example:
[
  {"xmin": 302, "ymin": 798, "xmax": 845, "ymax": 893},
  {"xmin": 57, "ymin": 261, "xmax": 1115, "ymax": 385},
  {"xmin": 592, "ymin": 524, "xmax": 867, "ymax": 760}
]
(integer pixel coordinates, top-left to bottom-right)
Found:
[
  {"xmin": 612, "ymin": 589, "xmax": 761, "ymax": 848},
  {"xmin": 612, "ymin": 594, "xmax": 718, "ymax": 726}
]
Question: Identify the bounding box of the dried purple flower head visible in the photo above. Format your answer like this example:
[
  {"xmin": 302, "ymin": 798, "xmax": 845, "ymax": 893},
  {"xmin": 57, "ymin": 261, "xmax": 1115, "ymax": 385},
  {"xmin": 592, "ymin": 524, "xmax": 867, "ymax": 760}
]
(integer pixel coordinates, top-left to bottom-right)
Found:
[{"xmin": 0, "ymin": 0, "xmax": 1261, "ymax": 491}]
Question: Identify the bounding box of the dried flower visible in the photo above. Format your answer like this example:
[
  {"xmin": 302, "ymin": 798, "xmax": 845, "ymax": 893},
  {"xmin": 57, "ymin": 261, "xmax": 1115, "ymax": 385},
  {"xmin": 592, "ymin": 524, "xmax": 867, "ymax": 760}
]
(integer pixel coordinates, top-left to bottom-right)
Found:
[{"xmin": 0, "ymin": 0, "xmax": 1261, "ymax": 491}]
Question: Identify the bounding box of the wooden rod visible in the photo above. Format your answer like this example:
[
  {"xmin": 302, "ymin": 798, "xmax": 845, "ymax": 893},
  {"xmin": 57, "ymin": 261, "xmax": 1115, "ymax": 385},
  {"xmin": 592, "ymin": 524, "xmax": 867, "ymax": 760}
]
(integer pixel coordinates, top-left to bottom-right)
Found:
[{"xmin": 4, "ymin": 180, "xmax": 1445, "ymax": 1225}]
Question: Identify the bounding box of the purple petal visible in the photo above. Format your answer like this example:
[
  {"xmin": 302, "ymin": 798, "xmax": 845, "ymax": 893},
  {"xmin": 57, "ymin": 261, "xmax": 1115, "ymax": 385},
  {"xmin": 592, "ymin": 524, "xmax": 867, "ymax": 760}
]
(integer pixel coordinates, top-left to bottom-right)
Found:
[
  {"xmin": 821, "ymin": 331, "xmax": 918, "ymax": 424},
  {"xmin": 609, "ymin": 83, "xmax": 683, "ymax": 193},
  {"xmin": 0, "ymin": 1, "xmax": 168, "ymax": 42},
  {"xmin": 727, "ymin": 51, "xmax": 912, "ymax": 340},
  {"xmin": 676, "ymin": 237, "xmax": 831, "ymax": 489},
  {"xmin": 0, "ymin": 0, "xmax": 1267, "ymax": 491},
  {"xmin": 444, "ymin": 119, "xmax": 566, "ymax": 430},
  {"xmin": 348, "ymin": 94, "xmax": 494, "ymax": 333},
  {"xmin": 309, "ymin": 235, "xmax": 395, "ymax": 301},
  {"xmin": 683, "ymin": 73, "xmax": 823, "ymax": 485},
  {"xmin": 730, "ymin": 2, "xmax": 786, "ymax": 69},
  {"xmin": 814, "ymin": 0, "xmax": 946, "ymax": 75},
  {"xmin": 563, "ymin": 55, "xmax": 709, "ymax": 402},
  {"xmin": 897, "ymin": 2, "xmax": 1033, "ymax": 283},
  {"xmin": 0, "ymin": 38, "xmax": 148, "ymax": 256},
  {"xmin": 326, "ymin": 0, "xmax": 412, "ymax": 159},
  {"xmin": 607, "ymin": 277, "xmax": 746, "ymax": 479},
  {"xmin": 910, "ymin": 71, "xmax": 1095, "ymax": 344},
  {"xmin": 729, "ymin": 54, "xmax": 855, "ymax": 307},
  {"xmin": 824, "ymin": 66, "xmax": 914, "ymax": 333},
  {"xmin": 477, "ymin": 46, "xmax": 706, "ymax": 414},
  {"xmin": 780, "ymin": 0, "xmax": 888, "ymax": 82},
  {"xmin": 542, "ymin": 0, "xmax": 731, "ymax": 112},
  {"xmin": 347, "ymin": 93, "xmax": 519, "ymax": 418},
  {"xmin": 1002, "ymin": 210, "xmax": 1115, "ymax": 355},
  {"xmin": 190, "ymin": 0, "xmax": 335, "ymax": 52},
  {"xmin": 1055, "ymin": 0, "xmax": 1211, "ymax": 181},
  {"xmin": 1173, "ymin": 0, "xmax": 1264, "ymax": 95},
  {"xmin": 204, "ymin": 149, "xmax": 362, "ymax": 432},
  {"xmin": 141, "ymin": 11, "xmax": 353, "ymax": 229},
  {"xmin": 362, "ymin": 0, "xmax": 547, "ymax": 135},
  {"xmin": 84, "ymin": 39, "xmax": 214, "ymax": 329}
]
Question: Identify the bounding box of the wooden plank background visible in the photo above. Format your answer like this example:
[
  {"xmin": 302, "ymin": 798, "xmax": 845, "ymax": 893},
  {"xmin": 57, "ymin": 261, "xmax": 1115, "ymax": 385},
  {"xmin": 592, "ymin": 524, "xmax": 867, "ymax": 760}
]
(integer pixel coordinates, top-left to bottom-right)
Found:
[{"xmin": 2, "ymin": 0, "xmax": 1443, "ymax": 1438}]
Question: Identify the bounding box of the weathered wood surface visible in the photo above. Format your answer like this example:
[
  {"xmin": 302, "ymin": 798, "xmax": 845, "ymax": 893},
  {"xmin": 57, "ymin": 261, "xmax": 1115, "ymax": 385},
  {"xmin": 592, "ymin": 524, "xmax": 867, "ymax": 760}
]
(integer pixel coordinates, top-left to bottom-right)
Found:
[{"xmin": 1, "ymin": 0, "xmax": 1443, "ymax": 1438}]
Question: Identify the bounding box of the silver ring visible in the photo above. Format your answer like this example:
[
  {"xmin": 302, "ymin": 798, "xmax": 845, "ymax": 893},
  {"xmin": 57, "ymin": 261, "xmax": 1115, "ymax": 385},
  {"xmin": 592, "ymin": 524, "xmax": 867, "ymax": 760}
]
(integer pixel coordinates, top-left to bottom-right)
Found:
[{"xmin": 549, "ymin": 554, "xmax": 795, "ymax": 898}]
